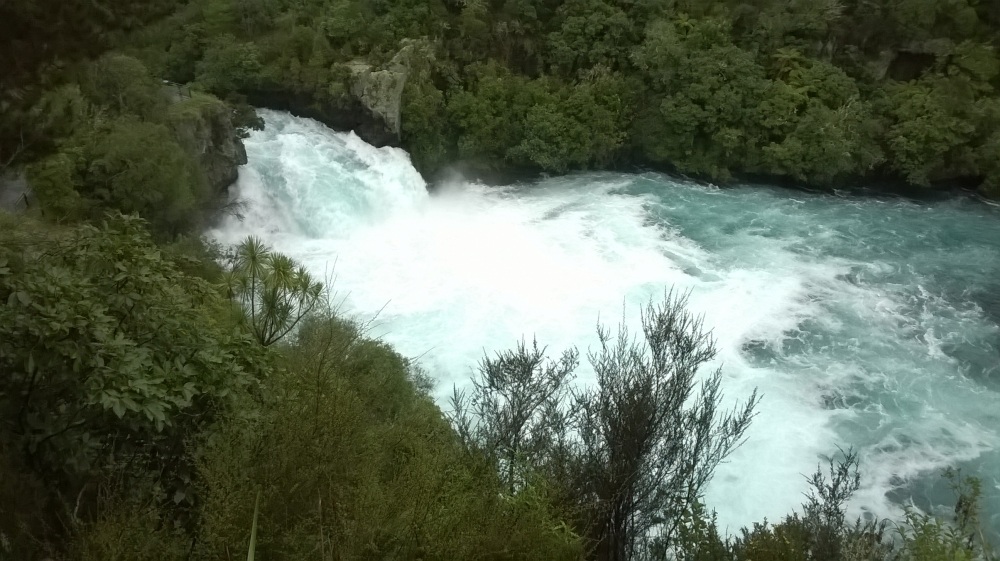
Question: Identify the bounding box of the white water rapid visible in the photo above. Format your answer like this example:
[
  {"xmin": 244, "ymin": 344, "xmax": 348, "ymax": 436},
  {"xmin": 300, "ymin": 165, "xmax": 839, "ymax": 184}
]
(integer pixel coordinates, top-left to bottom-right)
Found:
[{"xmin": 208, "ymin": 111, "xmax": 1000, "ymax": 537}]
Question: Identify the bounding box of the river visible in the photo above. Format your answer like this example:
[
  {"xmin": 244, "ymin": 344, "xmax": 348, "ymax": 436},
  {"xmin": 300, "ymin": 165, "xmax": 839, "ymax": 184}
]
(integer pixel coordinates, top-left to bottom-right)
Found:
[{"xmin": 208, "ymin": 110, "xmax": 1000, "ymax": 537}]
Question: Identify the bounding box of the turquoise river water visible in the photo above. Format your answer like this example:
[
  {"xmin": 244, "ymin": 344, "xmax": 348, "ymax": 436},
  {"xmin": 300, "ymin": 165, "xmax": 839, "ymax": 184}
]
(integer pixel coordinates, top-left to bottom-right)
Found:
[{"xmin": 209, "ymin": 111, "xmax": 1000, "ymax": 537}]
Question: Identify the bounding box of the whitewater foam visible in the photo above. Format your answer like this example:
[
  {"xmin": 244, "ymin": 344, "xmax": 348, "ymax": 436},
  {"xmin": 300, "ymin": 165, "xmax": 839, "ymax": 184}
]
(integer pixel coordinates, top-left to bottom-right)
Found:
[{"xmin": 209, "ymin": 111, "xmax": 1000, "ymax": 537}]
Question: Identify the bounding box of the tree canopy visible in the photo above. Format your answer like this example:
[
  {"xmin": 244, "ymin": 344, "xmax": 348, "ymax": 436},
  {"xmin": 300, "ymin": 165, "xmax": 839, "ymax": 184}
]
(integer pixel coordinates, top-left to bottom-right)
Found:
[{"xmin": 63, "ymin": 0, "xmax": 991, "ymax": 194}]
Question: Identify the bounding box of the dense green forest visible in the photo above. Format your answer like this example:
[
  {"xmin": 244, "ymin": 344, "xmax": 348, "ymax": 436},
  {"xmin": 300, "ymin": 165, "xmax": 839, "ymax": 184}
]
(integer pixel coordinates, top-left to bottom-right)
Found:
[
  {"xmin": 2, "ymin": 0, "xmax": 1000, "ymax": 559},
  {"xmin": 4, "ymin": 0, "xmax": 1000, "ymax": 194}
]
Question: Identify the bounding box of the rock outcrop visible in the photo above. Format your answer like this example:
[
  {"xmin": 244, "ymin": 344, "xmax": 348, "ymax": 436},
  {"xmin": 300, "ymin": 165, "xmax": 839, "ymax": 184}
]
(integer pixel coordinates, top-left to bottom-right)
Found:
[
  {"xmin": 347, "ymin": 42, "xmax": 419, "ymax": 142},
  {"xmin": 167, "ymin": 95, "xmax": 248, "ymax": 193},
  {"xmin": 245, "ymin": 41, "xmax": 427, "ymax": 148}
]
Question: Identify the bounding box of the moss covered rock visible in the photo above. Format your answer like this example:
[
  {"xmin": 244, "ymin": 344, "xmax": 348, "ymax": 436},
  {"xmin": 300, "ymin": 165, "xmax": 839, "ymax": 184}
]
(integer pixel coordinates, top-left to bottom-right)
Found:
[
  {"xmin": 348, "ymin": 40, "xmax": 428, "ymax": 143},
  {"xmin": 167, "ymin": 93, "xmax": 248, "ymax": 193}
]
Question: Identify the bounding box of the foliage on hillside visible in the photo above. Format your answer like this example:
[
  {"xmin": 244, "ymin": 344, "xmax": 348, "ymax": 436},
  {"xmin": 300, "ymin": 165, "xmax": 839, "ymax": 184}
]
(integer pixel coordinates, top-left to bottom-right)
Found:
[
  {"xmin": 5, "ymin": 0, "xmax": 999, "ymax": 196},
  {"xmin": 0, "ymin": 213, "xmax": 269, "ymax": 559},
  {"xmin": 11, "ymin": 53, "xmax": 254, "ymax": 241},
  {"xmin": 0, "ymin": 217, "xmax": 584, "ymax": 560},
  {"xmin": 0, "ymin": 0, "xmax": 185, "ymax": 171},
  {"xmin": 94, "ymin": 0, "xmax": 1000, "ymax": 194}
]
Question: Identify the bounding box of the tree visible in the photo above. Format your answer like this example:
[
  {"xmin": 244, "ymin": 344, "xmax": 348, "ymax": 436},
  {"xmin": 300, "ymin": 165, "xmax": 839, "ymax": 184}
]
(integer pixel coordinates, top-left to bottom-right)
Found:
[
  {"xmin": 576, "ymin": 292, "xmax": 759, "ymax": 561},
  {"xmin": 509, "ymin": 73, "xmax": 629, "ymax": 172},
  {"xmin": 82, "ymin": 54, "xmax": 167, "ymax": 120},
  {"xmin": 402, "ymin": 67, "xmax": 450, "ymax": 173},
  {"xmin": 193, "ymin": 312, "xmax": 584, "ymax": 561},
  {"xmin": 83, "ymin": 118, "xmax": 206, "ymax": 237},
  {"xmin": 452, "ymin": 290, "xmax": 759, "ymax": 561},
  {"xmin": 756, "ymin": 54, "xmax": 884, "ymax": 182},
  {"xmin": 194, "ymin": 34, "xmax": 263, "ymax": 96},
  {"xmin": 0, "ymin": 213, "xmax": 266, "ymax": 545},
  {"xmin": 675, "ymin": 449, "xmax": 892, "ymax": 561},
  {"xmin": 25, "ymin": 151, "xmax": 88, "ymax": 221},
  {"xmin": 1, "ymin": 83, "xmax": 90, "ymax": 176},
  {"xmin": 451, "ymin": 339, "xmax": 579, "ymax": 492},
  {"xmin": 893, "ymin": 469, "xmax": 996, "ymax": 561},
  {"xmin": 884, "ymin": 54, "xmax": 995, "ymax": 187},
  {"xmin": 546, "ymin": 0, "xmax": 632, "ymax": 78},
  {"xmin": 223, "ymin": 236, "xmax": 323, "ymax": 347},
  {"xmin": 632, "ymin": 18, "xmax": 771, "ymax": 179},
  {"xmin": 446, "ymin": 62, "xmax": 548, "ymax": 169}
]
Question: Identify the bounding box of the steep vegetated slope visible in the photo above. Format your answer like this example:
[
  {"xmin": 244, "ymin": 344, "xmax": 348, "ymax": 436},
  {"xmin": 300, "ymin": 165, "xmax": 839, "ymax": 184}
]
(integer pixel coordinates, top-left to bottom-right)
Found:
[
  {"xmin": 1, "ymin": 216, "xmax": 994, "ymax": 559},
  {"xmin": 0, "ymin": 1, "xmax": 998, "ymax": 560},
  {"xmin": 4, "ymin": 0, "xmax": 999, "ymax": 200},
  {"xmin": 113, "ymin": 0, "xmax": 1000, "ymax": 194}
]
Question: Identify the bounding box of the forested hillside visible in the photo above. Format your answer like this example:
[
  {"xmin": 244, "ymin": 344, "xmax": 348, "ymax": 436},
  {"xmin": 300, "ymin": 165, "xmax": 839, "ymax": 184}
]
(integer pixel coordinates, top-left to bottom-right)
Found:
[
  {"xmin": 5, "ymin": 0, "xmax": 1000, "ymax": 195},
  {"xmin": 2, "ymin": 0, "xmax": 1000, "ymax": 560},
  {"xmin": 110, "ymin": 0, "xmax": 1000, "ymax": 193}
]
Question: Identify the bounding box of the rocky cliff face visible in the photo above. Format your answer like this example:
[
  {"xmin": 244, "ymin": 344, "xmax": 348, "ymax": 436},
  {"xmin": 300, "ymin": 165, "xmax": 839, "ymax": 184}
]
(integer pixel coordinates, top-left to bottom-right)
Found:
[
  {"xmin": 158, "ymin": 42, "xmax": 425, "ymax": 193},
  {"xmin": 347, "ymin": 43, "xmax": 419, "ymax": 143},
  {"xmin": 245, "ymin": 41, "xmax": 426, "ymax": 149},
  {"xmin": 167, "ymin": 95, "xmax": 248, "ymax": 193}
]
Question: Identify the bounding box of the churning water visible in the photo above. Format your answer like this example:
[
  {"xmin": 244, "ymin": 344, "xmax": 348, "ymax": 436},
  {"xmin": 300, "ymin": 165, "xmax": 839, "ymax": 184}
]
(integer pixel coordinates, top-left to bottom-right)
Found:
[{"xmin": 208, "ymin": 110, "xmax": 1000, "ymax": 537}]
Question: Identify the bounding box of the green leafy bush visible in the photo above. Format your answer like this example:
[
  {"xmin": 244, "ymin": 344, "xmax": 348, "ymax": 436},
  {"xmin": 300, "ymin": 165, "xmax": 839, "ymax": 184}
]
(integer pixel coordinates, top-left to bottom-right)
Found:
[
  {"xmin": 0, "ymin": 213, "xmax": 269, "ymax": 555},
  {"xmin": 193, "ymin": 312, "xmax": 584, "ymax": 560}
]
